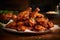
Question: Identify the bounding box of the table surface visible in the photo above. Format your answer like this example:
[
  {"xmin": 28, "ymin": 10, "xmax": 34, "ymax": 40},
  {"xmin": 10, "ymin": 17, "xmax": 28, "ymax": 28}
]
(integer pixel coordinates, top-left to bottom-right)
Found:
[
  {"xmin": 0, "ymin": 29, "xmax": 60, "ymax": 40},
  {"xmin": 0, "ymin": 15, "xmax": 60, "ymax": 40}
]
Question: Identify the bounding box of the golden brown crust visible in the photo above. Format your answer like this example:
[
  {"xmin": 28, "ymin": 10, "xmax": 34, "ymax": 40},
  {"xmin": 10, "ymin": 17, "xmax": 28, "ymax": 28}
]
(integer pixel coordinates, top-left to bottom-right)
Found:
[
  {"xmin": 35, "ymin": 25, "xmax": 46, "ymax": 31},
  {"xmin": 6, "ymin": 7, "xmax": 54, "ymax": 31}
]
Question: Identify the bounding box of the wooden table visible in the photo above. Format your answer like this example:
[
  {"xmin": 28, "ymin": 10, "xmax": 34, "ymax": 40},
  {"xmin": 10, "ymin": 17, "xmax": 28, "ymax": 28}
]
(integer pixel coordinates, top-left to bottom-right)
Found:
[{"xmin": 0, "ymin": 29, "xmax": 60, "ymax": 40}]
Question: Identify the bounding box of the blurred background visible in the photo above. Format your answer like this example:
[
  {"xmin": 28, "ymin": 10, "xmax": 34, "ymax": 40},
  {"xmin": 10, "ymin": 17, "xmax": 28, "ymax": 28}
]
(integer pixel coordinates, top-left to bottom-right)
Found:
[{"xmin": 0, "ymin": 0, "xmax": 59, "ymax": 12}]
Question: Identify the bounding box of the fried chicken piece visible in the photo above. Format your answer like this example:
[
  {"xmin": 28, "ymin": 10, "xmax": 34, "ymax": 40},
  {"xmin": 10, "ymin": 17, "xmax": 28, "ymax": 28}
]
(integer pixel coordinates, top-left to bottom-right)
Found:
[
  {"xmin": 17, "ymin": 26, "xmax": 21, "ymax": 31},
  {"xmin": 6, "ymin": 23, "xmax": 11, "ymax": 28},
  {"xmin": 36, "ymin": 17, "xmax": 48, "ymax": 23},
  {"xmin": 36, "ymin": 13, "xmax": 44, "ymax": 18},
  {"xmin": 42, "ymin": 24, "xmax": 48, "ymax": 28},
  {"xmin": 6, "ymin": 21, "xmax": 17, "ymax": 29},
  {"xmin": 3, "ymin": 13, "xmax": 13, "ymax": 20},
  {"xmin": 36, "ymin": 17, "xmax": 49, "ymax": 28},
  {"xmin": 17, "ymin": 26, "xmax": 26, "ymax": 31},
  {"xmin": 12, "ymin": 14, "xmax": 17, "ymax": 21},
  {"xmin": 30, "ymin": 8, "xmax": 40, "ymax": 18},
  {"xmin": 24, "ymin": 18, "xmax": 36, "ymax": 27},
  {"xmin": 48, "ymin": 21, "xmax": 54, "ymax": 28},
  {"xmin": 30, "ymin": 7, "xmax": 44, "ymax": 18},
  {"xmin": 29, "ymin": 18, "xmax": 36, "ymax": 27},
  {"xmin": 17, "ymin": 21, "xmax": 24, "ymax": 26},
  {"xmin": 26, "ymin": 27, "xmax": 33, "ymax": 30},
  {"xmin": 17, "ymin": 7, "xmax": 32, "ymax": 20},
  {"xmin": 36, "ymin": 17, "xmax": 44, "ymax": 22},
  {"xmin": 6, "ymin": 22, "xmax": 16, "ymax": 27},
  {"xmin": 35, "ymin": 25, "xmax": 46, "ymax": 31},
  {"xmin": 24, "ymin": 20, "xmax": 29, "ymax": 26}
]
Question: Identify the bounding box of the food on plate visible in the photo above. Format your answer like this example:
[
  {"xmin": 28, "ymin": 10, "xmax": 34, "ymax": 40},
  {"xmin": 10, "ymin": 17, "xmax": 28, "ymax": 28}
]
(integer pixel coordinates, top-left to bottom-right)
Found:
[
  {"xmin": 12, "ymin": 14, "xmax": 17, "ymax": 21},
  {"xmin": 48, "ymin": 21, "xmax": 54, "ymax": 28},
  {"xmin": 28, "ymin": 18, "xmax": 36, "ymax": 27},
  {"xmin": 35, "ymin": 25, "xmax": 46, "ymax": 31},
  {"xmin": 30, "ymin": 8, "xmax": 44, "ymax": 18},
  {"xmin": 6, "ymin": 22, "xmax": 17, "ymax": 29},
  {"xmin": 17, "ymin": 7, "xmax": 32, "ymax": 20},
  {"xmin": 2, "ymin": 12, "xmax": 13, "ymax": 20},
  {"xmin": 17, "ymin": 21, "xmax": 24, "ymax": 26},
  {"xmin": 17, "ymin": 26, "xmax": 26, "ymax": 31},
  {"xmin": 5, "ymin": 7, "xmax": 54, "ymax": 31},
  {"xmin": 36, "ymin": 17, "xmax": 49, "ymax": 28}
]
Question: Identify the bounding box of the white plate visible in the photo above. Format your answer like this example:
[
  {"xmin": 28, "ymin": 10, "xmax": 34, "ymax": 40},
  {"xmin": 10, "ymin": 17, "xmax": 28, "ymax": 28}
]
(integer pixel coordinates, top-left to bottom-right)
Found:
[
  {"xmin": 1, "ymin": 25, "xmax": 60, "ymax": 33},
  {"xmin": 0, "ymin": 20, "xmax": 60, "ymax": 33}
]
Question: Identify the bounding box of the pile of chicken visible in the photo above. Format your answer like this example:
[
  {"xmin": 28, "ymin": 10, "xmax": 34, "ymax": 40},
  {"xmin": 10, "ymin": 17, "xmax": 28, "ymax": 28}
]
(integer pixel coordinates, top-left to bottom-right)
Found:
[{"xmin": 6, "ymin": 7, "xmax": 54, "ymax": 31}]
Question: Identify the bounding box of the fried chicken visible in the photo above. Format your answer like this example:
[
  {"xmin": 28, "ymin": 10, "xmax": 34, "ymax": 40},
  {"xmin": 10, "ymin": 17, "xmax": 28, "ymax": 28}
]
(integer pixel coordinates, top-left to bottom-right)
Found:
[
  {"xmin": 35, "ymin": 25, "xmax": 46, "ymax": 31},
  {"xmin": 17, "ymin": 7, "xmax": 32, "ymax": 20},
  {"xmin": 6, "ymin": 7, "xmax": 54, "ymax": 31},
  {"xmin": 30, "ymin": 8, "xmax": 44, "ymax": 18}
]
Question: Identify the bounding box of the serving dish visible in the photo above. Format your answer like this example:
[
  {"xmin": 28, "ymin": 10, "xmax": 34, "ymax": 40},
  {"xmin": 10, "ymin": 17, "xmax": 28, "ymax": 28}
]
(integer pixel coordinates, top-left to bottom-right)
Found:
[{"xmin": 0, "ymin": 20, "xmax": 60, "ymax": 33}]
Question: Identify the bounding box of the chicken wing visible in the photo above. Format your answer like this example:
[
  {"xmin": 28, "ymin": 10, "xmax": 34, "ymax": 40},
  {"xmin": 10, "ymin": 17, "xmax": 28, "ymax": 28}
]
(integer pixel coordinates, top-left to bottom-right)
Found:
[
  {"xmin": 17, "ymin": 7, "xmax": 32, "ymax": 20},
  {"xmin": 35, "ymin": 25, "xmax": 46, "ymax": 31}
]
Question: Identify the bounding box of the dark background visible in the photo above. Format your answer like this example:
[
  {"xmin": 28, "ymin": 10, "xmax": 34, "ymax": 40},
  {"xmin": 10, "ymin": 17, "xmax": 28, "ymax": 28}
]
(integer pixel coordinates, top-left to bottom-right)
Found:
[
  {"xmin": 29, "ymin": 0, "xmax": 59, "ymax": 12},
  {"xmin": 0, "ymin": 0, "xmax": 59, "ymax": 12}
]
